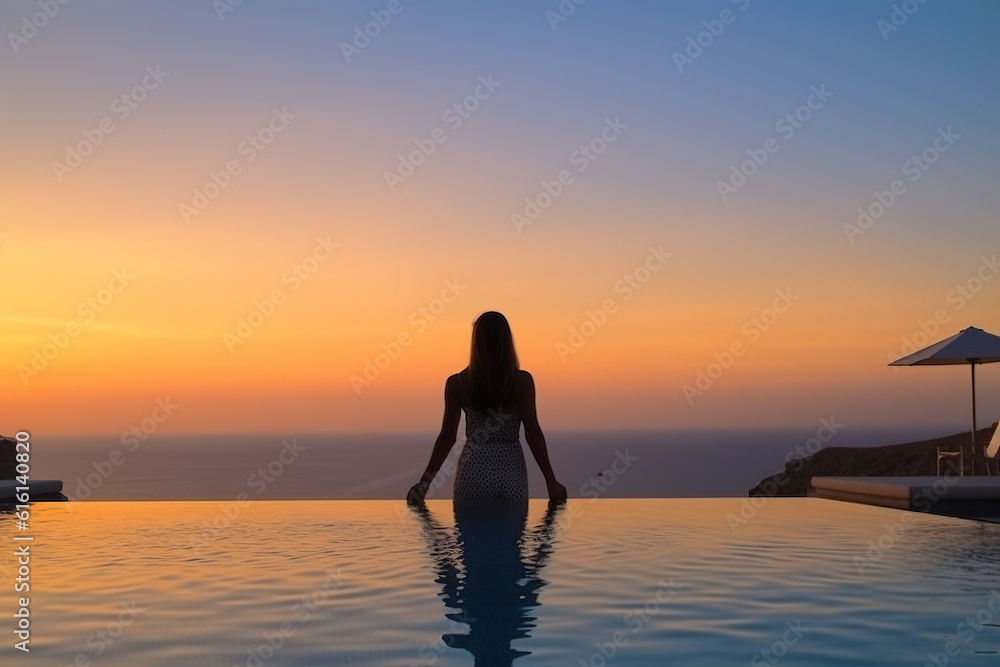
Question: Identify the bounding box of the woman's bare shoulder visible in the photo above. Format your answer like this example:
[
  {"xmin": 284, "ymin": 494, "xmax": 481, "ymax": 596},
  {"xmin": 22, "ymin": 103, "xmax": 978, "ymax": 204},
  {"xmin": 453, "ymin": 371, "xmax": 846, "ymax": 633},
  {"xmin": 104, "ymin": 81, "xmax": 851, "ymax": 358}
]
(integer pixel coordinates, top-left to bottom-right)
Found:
[
  {"xmin": 447, "ymin": 369, "xmax": 470, "ymax": 400},
  {"xmin": 518, "ymin": 369, "xmax": 535, "ymax": 388}
]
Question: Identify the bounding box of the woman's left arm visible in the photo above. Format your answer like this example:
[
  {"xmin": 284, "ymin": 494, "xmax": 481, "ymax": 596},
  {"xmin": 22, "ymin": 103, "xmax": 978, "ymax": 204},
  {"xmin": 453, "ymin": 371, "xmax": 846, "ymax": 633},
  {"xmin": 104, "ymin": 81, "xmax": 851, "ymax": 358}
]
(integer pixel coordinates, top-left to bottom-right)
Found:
[
  {"xmin": 407, "ymin": 375, "xmax": 462, "ymax": 505},
  {"xmin": 519, "ymin": 371, "xmax": 567, "ymax": 502}
]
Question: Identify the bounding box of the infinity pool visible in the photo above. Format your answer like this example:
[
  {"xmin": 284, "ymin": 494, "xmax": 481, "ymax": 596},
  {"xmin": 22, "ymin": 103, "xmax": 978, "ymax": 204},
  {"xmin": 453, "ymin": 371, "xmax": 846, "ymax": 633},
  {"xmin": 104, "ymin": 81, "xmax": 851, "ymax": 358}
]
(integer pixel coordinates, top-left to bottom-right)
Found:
[{"xmin": 3, "ymin": 498, "xmax": 1000, "ymax": 665}]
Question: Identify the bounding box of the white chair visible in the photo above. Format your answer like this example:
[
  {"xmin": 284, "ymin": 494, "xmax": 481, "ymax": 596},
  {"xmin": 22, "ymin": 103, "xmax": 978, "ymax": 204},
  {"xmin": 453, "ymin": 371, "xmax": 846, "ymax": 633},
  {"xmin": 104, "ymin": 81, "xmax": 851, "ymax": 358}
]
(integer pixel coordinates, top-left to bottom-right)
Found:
[
  {"xmin": 936, "ymin": 444, "xmax": 964, "ymax": 476},
  {"xmin": 968, "ymin": 422, "xmax": 1000, "ymax": 476}
]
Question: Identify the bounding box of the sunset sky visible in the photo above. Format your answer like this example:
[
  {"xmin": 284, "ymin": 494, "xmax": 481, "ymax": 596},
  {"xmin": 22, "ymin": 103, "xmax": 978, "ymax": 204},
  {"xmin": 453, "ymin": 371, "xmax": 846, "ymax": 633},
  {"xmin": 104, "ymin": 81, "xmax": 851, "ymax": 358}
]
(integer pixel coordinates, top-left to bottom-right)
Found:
[{"xmin": 2, "ymin": 0, "xmax": 998, "ymax": 436}]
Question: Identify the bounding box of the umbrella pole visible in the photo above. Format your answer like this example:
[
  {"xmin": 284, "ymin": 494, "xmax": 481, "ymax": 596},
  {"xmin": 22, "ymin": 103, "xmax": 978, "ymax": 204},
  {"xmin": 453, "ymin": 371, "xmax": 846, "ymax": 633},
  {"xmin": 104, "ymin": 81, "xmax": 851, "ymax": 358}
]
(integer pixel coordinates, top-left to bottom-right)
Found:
[{"xmin": 971, "ymin": 362, "xmax": 977, "ymax": 446}]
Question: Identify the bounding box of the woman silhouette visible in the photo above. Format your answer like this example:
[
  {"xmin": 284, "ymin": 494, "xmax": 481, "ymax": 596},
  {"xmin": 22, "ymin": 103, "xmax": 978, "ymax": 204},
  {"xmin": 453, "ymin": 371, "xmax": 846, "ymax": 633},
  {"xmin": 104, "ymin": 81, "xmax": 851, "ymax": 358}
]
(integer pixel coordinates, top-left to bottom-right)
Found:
[{"xmin": 407, "ymin": 311, "xmax": 567, "ymax": 507}]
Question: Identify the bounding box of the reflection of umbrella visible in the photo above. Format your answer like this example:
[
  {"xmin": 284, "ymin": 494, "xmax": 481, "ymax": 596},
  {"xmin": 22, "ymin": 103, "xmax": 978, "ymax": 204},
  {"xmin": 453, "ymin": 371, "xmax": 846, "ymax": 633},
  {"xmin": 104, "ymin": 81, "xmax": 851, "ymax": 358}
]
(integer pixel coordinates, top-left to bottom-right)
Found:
[{"xmin": 889, "ymin": 326, "xmax": 1000, "ymax": 445}]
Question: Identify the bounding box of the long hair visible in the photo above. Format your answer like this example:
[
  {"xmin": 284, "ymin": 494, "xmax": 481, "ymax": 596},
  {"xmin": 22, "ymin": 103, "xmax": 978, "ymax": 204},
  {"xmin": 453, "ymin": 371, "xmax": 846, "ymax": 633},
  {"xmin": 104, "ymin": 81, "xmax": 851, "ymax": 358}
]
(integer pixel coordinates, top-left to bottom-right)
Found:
[{"xmin": 467, "ymin": 311, "xmax": 520, "ymax": 411}]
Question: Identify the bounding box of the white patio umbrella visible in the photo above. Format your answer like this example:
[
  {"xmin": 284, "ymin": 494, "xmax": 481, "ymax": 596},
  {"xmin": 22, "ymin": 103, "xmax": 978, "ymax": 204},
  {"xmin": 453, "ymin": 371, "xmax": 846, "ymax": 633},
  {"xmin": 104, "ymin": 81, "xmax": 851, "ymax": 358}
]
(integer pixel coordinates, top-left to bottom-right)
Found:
[{"xmin": 889, "ymin": 326, "xmax": 1000, "ymax": 445}]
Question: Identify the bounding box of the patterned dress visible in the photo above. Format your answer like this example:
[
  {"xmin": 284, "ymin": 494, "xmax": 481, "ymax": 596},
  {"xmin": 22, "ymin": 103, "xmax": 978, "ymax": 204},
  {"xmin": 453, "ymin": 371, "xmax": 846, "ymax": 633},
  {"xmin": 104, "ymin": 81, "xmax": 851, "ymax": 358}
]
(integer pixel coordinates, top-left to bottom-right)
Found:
[{"xmin": 453, "ymin": 378, "xmax": 529, "ymax": 508}]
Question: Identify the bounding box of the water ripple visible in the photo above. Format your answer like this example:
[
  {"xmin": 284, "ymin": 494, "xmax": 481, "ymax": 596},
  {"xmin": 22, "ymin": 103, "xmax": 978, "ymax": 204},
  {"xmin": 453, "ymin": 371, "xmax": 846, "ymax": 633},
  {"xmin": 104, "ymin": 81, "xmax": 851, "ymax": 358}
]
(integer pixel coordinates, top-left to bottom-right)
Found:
[{"xmin": 3, "ymin": 498, "xmax": 1000, "ymax": 665}]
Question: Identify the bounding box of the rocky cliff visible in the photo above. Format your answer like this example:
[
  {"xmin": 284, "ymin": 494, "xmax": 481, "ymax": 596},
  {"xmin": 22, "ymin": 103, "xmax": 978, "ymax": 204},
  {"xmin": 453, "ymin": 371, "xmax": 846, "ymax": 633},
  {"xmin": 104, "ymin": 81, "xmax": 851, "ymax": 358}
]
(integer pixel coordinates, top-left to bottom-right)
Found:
[
  {"xmin": 749, "ymin": 423, "xmax": 999, "ymax": 497},
  {"xmin": 0, "ymin": 435, "xmax": 15, "ymax": 479}
]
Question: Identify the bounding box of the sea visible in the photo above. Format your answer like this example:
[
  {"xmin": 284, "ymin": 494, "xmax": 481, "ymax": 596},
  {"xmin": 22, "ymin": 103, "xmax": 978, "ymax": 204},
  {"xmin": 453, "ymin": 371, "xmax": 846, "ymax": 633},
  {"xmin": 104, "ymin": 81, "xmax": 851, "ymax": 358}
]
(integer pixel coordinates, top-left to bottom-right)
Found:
[{"xmin": 28, "ymin": 425, "xmax": 955, "ymax": 502}]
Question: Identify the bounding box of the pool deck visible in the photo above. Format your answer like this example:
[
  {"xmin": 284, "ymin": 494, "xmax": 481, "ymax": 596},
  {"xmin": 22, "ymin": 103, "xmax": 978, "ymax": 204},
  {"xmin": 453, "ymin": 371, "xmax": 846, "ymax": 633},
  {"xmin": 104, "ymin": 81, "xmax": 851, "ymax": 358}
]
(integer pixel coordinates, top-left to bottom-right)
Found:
[{"xmin": 810, "ymin": 475, "xmax": 1000, "ymax": 523}]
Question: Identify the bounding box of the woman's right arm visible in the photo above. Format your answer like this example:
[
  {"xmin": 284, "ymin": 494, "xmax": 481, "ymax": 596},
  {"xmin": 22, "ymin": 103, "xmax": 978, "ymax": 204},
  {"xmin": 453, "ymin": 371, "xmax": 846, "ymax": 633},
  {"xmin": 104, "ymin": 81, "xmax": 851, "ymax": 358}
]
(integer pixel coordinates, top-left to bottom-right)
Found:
[
  {"xmin": 519, "ymin": 371, "xmax": 567, "ymax": 502},
  {"xmin": 407, "ymin": 375, "xmax": 462, "ymax": 505}
]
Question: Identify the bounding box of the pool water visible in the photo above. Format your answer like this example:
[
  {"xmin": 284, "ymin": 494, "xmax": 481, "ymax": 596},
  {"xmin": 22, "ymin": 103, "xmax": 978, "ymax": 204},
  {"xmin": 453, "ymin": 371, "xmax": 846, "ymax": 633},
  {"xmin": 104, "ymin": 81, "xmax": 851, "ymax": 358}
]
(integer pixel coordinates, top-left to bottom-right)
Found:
[{"xmin": 3, "ymin": 498, "xmax": 1000, "ymax": 665}]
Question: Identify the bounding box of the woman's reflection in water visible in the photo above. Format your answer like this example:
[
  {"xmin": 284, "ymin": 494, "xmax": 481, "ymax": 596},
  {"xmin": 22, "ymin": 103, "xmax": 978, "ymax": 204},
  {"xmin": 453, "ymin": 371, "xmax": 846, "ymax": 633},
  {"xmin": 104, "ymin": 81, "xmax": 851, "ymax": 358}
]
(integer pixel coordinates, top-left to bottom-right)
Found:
[{"xmin": 410, "ymin": 499, "xmax": 565, "ymax": 666}]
